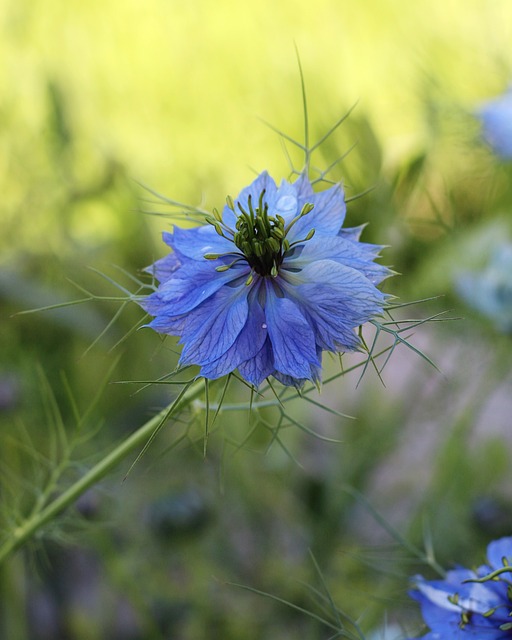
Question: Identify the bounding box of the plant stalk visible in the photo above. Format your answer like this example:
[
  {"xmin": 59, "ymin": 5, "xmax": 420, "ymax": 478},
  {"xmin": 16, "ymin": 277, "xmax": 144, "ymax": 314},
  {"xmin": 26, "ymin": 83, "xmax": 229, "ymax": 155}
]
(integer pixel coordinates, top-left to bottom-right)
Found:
[{"xmin": 0, "ymin": 378, "xmax": 205, "ymax": 565}]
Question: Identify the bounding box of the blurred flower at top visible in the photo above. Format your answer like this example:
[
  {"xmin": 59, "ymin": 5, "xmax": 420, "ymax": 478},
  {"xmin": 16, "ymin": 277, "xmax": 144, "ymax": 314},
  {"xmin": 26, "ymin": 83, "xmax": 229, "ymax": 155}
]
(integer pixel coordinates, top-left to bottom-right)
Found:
[
  {"xmin": 408, "ymin": 536, "xmax": 512, "ymax": 639},
  {"xmin": 456, "ymin": 243, "xmax": 512, "ymax": 333},
  {"xmin": 140, "ymin": 171, "xmax": 390, "ymax": 388},
  {"xmin": 477, "ymin": 88, "xmax": 512, "ymax": 159}
]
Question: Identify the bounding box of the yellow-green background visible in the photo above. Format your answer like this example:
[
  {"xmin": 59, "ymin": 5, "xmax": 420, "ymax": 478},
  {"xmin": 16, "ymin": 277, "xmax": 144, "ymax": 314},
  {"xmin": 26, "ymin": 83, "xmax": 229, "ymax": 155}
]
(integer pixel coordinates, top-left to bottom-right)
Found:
[
  {"xmin": 2, "ymin": 2, "xmax": 512, "ymax": 639},
  {"xmin": 2, "ymin": 0, "xmax": 512, "ymax": 256}
]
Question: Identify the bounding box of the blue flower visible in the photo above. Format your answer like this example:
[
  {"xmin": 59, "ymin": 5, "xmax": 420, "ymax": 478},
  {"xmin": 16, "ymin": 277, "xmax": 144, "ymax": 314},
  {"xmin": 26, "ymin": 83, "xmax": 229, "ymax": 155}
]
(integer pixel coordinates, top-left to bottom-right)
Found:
[
  {"xmin": 140, "ymin": 171, "xmax": 390, "ymax": 387},
  {"xmin": 477, "ymin": 89, "xmax": 512, "ymax": 159},
  {"xmin": 408, "ymin": 536, "xmax": 512, "ymax": 639},
  {"xmin": 457, "ymin": 243, "xmax": 512, "ymax": 333}
]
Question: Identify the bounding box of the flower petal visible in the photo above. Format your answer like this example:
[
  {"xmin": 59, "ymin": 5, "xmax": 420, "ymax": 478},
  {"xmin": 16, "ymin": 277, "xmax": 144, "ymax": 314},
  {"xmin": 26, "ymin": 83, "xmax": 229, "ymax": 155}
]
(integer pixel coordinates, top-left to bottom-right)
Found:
[
  {"xmin": 144, "ymin": 261, "xmax": 248, "ymax": 317},
  {"xmin": 267, "ymin": 179, "xmax": 299, "ymax": 223},
  {"xmin": 409, "ymin": 570, "xmax": 508, "ymax": 639},
  {"xmin": 144, "ymin": 311, "xmax": 187, "ymax": 335},
  {"xmin": 293, "ymin": 172, "xmax": 314, "ymax": 200},
  {"xmin": 237, "ymin": 337, "xmax": 275, "ymax": 387},
  {"xmin": 284, "ymin": 236, "xmax": 390, "ymax": 285},
  {"xmin": 415, "ymin": 572, "xmax": 500, "ymax": 617},
  {"xmin": 145, "ymin": 252, "xmax": 181, "ymax": 283},
  {"xmin": 171, "ymin": 225, "xmax": 235, "ymax": 261},
  {"xmin": 199, "ymin": 297, "xmax": 268, "ymax": 379},
  {"xmin": 338, "ymin": 224, "xmax": 366, "ymax": 242},
  {"xmin": 264, "ymin": 283, "xmax": 320, "ymax": 379},
  {"xmin": 485, "ymin": 536, "xmax": 512, "ymax": 572},
  {"xmin": 288, "ymin": 183, "xmax": 346, "ymax": 242},
  {"xmin": 478, "ymin": 90, "xmax": 512, "ymax": 159},
  {"xmin": 179, "ymin": 285, "xmax": 249, "ymax": 366},
  {"xmin": 280, "ymin": 259, "xmax": 386, "ymax": 351}
]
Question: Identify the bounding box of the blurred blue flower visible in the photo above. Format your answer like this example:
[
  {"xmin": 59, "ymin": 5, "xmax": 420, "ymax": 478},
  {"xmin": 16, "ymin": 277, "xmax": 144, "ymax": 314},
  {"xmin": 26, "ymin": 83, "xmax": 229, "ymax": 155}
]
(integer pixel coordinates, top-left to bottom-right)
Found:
[
  {"xmin": 140, "ymin": 171, "xmax": 390, "ymax": 387},
  {"xmin": 478, "ymin": 89, "xmax": 512, "ymax": 159},
  {"xmin": 457, "ymin": 243, "xmax": 512, "ymax": 333},
  {"xmin": 408, "ymin": 536, "xmax": 512, "ymax": 639}
]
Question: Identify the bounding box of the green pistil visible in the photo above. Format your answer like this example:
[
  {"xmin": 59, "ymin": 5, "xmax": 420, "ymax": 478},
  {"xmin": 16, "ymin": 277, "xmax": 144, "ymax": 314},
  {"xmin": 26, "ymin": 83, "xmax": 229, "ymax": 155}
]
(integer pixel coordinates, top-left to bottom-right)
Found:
[
  {"xmin": 459, "ymin": 611, "xmax": 472, "ymax": 630},
  {"xmin": 205, "ymin": 190, "xmax": 315, "ymax": 278}
]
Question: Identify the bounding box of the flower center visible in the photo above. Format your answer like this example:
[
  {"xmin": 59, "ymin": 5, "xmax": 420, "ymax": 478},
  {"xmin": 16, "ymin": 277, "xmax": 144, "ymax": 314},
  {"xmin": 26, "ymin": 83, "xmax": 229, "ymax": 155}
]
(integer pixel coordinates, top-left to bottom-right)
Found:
[
  {"xmin": 232, "ymin": 191, "xmax": 289, "ymax": 277},
  {"xmin": 204, "ymin": 189, "xmax": 315, "ymax": 280}
]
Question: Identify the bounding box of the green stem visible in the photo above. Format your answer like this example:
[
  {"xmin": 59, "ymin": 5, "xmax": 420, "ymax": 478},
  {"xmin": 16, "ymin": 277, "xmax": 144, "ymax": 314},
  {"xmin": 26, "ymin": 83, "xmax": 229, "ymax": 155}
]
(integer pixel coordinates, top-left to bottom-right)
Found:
[{"xmin": 0, "ymin": 378, "xmax": 205, "ymax": 565}]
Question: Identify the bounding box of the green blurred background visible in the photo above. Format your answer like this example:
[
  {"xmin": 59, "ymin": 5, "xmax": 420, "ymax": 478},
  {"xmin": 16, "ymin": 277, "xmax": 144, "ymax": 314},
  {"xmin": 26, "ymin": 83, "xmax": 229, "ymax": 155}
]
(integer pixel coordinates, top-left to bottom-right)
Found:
[{"xmin": 2, "ymin": 0, "xmax": 512, "ymax": 638}]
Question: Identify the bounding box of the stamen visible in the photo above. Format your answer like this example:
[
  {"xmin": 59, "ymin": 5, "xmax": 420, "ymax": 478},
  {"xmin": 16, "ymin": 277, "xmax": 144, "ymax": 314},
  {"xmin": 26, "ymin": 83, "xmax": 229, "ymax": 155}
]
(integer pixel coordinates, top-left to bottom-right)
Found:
[
  {"xmin": 258, "ymin": 189, "xmax": 266, "ymax": 215},
  {"xmin": 237, "ymin": 201, "xmax": 250, "ymax": 219},
  {"xmin": 212, "ymin": 223, "xmax": 225, "ymax": 237},
  {"xmin": 253, "ymin": 242, "xmax": 264, "ymax": 258},
  {"xmin": 288, "ymin": 228, "xmax": 316, "ymax": 249},
  {"xmin": 266, "ymin": 237, "xmax": 280, "ymax": 253},
  {"xmin": 205, "ymin": 215, "xmax": 235, "ymax": 239},
  {"xmin": 284, "ymin": 202, "xmax": 314, "ymax": 235},
  {"xmin": 215, "ymin": 257, "xmax": 245, "ymax": 272},
  {"xmin": 216, "ymin": 189, "xmax": 315, "ymax": 278},
  {"xmin": 247, "ymin": 194, "xmax": 255, "ymax": 221},
  {"xmin": 459, "ymin": 612, "xmax": 471, "ymax": 629},
  {"xmin": 204, "ymin": 250, "xmax": 244, "ymax": 261}
]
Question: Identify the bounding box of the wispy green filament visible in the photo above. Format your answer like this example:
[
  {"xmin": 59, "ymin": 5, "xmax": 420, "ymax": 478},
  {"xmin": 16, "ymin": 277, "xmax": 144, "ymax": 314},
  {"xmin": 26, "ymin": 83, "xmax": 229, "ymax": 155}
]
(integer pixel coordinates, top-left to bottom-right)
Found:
[{"xmin": 0, "ymin": 378, "xmax": 205, "ymax": 565}]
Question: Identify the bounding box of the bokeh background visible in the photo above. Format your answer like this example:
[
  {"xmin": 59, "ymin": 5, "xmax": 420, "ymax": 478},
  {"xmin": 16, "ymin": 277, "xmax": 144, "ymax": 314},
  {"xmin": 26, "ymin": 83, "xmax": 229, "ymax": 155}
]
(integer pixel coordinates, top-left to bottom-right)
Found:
[{"xmin": 2, "ymin": 0, "xmax": 512, "ymax": 638}]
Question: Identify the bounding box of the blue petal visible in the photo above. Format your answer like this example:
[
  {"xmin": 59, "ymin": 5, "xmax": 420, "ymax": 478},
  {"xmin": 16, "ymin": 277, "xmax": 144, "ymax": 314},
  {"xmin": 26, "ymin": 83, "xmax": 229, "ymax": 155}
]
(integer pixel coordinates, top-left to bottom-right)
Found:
[
  {"xmin": 485, "ymin": 536, "xmax": 512, "ymax": 572},
  {"xmin": 172, "ymin": 225, "xmax": 234, "ymax": 261},
  {"xmin": 272, "ymin": 370, "xmax": 310, "ymax": 389},
  {"xmin": 222, "ymin": 171, "xmax": 278, "ymax": 228},
  {"xmin": 179, "ymin": 284, "xmax": 250, "ymax": 366},
  {"xmin": 281, "ymin": 260, "xmax": 386, "ymax": 351},
  {"xmin": 416, "ymin": 573, "xmax": 501, "ymax": 617},
  {"xmin": 162, "ymin": 230, "xmax": 175, "ymax": 248},
  {"xmin": 145, "ymin": 311, "xmax": 187, "ymax": 335},
  {"xmin": 338, "ymin": 224, "xmax": 366, "ymax": 242},
  {"xmin": 146, "ymin": 252, "xmax": 181, "ymax": 283},
  {"xmin": 478, "ymin": 91, "xmax": 512, "ymax": 159},
  {"xmin": 237, "ymin": 337, "xmax": 275, "ymax": 387},
  {"xmin": 284, "ymin": 236, "xmax": 391, "ymax": 285},
  {"xmin": 198, "ymin": 297, "xmax": 268, "ymax": 379},
  {"xmin": 267, "ymin": 180, "xmax": 299, "ymax": 223},
  {"xmin": 292, "ymin": 259, "xmax": 386, "ymax": 321},
  {"xmin": 264, "ymin": 283, "xmax": 320, "ymax": 379},
  {"xmin": 420, "ymin": 602, "xmax": 498, "ymax": 639},
  {"xmin": 147, "ymin": 261, "xmax": 248, "ymax": 316},
  {"xmin": 293, "ymin": 172, "xmax": 314, "ymax": 200},
  {"xmin": 288, "ymin": 182, "xmax": 346, "ymax": 243},
  {"xmin": 410, "ymin": 572, "xmax": 507, "ymax": 639}
]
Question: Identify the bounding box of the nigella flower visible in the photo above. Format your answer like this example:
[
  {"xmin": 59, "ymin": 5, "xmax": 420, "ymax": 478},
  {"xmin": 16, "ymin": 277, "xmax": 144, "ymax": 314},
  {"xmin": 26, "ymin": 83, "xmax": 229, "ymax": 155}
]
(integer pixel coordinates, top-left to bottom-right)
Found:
[
  {"xmin": 457, "ymin": 243, "xmax": 512, "ymax": 333},
  {"xmin": 140, "ymin": 171, "xmax": 390, "ymax": 387},
  {"xmin": 408, "ymin": 536, "xmax": 512, "ymax": 639},
  {"xmin": 477, "ymin": 88, "xmax": 512, "ymax": 159}
]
